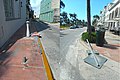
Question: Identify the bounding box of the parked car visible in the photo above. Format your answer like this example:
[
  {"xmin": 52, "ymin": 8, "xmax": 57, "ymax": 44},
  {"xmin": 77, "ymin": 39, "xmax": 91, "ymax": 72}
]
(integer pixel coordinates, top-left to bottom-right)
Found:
[
  {"xmin": 70, "ymin": 26, "xmax": 76, "ymax": 29},
  {"xmin": 75, "ymin": 25, "xmax": 79, "ymax": 28},
  {"xmin": 79, "ymin": 26, "xmax": 82, "ymax": 28}
]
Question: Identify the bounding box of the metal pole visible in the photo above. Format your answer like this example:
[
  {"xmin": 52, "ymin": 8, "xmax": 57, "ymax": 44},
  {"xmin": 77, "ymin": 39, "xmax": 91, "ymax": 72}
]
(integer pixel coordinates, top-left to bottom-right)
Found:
[
  {"xmin": 86, "ymin": 39, "xmax": 100, "ymax": 66},
  {"xmin": 26, "ymin": 21, "xmax": 30, "ymax": 37}
]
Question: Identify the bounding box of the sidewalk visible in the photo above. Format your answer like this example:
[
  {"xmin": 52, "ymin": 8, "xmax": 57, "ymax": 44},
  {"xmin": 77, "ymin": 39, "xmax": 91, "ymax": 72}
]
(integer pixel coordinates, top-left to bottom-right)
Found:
[
  {"xmin": 92, "ymin": 31, "xmax": 120, "ymax": 63},
  {"xmin": 76, "ymin": 30, "xmax": 120, "ymax": 80},
  {"xmin": 0, "ymin": 21, "xmax": 48, "ymax": 80}
]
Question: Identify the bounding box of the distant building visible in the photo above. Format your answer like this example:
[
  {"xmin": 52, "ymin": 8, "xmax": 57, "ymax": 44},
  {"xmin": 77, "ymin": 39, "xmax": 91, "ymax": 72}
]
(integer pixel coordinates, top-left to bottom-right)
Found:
[
  {"xmin": 0, "ymin": 0, "xmax": 27, "ymax": 48},
  {"xmin": 39, "ymin": 0, "xmax": 60, "ymax": 22},
  {"xmin": 99, "ymin": 0, "xmax": 120, "ymax": 31},
  {"xmin": 26, "ymin": 1, "xmax": 34, "ymax": 20}
]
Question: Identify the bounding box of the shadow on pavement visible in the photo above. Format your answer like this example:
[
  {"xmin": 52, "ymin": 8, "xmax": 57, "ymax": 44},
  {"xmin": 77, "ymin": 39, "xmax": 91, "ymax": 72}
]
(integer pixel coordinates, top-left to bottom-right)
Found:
[
  {"xmin": 0, "ymin": 19, "xmax": 43, "ymax": 54},
  {"xmin": 103, "ymin": 44, "xmax": 119, "ymax": 49},
  {"xmin": 32, "ymin": 20, "xmax": 50, "ymax": 32},
  {"xmin": 0, "ymin": 51, "xmax": 12, "ymax": 78}
]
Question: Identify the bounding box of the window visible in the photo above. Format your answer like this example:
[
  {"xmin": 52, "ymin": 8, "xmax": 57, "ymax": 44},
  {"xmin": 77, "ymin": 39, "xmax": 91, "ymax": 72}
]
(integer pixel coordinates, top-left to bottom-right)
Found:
[
  {"xmin": 118, "ymin": 7, "xmax": 120, "ymax": 17},
  {"xmin": 3, "ymin": 0, "xmax": 21, "ymax": 20},
  {"xmin": 3, "ymin": 0, "xmax": 14, "ymax": 19},
  {"xmin": 112, "ymin": 11, "xmax": 114, "ymax": 19},
  {"xmin": 115, "ymin": 8, "xmax": 118, "ymax": 18},
  {"xmin": 109, "ymin": 13, "xmax": 111, "ymax": 20}
]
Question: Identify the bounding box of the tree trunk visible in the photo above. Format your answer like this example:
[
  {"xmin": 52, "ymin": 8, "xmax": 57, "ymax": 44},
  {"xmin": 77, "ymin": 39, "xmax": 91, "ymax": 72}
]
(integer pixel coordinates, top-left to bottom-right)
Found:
[{"xmin": 87, "ymin": 0, "xmax": 92, "ymax": 34}]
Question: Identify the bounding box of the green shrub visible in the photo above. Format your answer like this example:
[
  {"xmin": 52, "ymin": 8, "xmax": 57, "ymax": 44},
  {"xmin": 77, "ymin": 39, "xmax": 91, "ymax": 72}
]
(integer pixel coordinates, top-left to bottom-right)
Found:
[{"xmin": 81, "ymin": 32, "xmax": 96, "ymax": 43}]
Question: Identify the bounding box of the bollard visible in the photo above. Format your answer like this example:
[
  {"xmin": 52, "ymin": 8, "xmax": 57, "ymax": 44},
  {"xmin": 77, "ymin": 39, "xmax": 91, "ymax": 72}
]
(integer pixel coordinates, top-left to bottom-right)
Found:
[{"xmin": 26, "ymin": 21, "xmax": 30, "ymax": 37}]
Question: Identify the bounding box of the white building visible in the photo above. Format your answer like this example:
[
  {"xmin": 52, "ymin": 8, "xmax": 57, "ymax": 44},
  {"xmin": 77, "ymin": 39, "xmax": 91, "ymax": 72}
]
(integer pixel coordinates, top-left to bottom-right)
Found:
[
  {"xmin": 0, "ymin": 0, "xmax": 26, "ymax": 48},
  {"xmin": 99, "ymin": 0, "xmax": 120, "ymax": 32}
]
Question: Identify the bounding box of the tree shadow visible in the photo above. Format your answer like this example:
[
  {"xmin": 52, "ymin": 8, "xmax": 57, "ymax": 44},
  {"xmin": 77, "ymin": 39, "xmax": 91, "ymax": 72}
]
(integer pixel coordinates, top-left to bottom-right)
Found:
[{"xmin": 103, "ymin": 44, "xmax": 119, "ymax": 49}]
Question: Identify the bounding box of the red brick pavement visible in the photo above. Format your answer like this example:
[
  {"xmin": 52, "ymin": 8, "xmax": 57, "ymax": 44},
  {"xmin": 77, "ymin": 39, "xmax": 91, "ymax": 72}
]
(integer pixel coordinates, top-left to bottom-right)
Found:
[
  {"xmin": 0, "ymin": 21, "xmax": 48, "ymax": 80},
  {"xmin": 0, "ymin": 38, "xmax": 47, "ymax": 80},
  {"xmin": 92, "ymin": 42, "xmax": 120, "ymax": 63}
]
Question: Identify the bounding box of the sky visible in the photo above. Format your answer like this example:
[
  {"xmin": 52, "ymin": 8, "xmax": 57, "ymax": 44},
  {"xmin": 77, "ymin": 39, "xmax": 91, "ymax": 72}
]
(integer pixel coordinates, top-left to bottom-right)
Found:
[
  {"xmin": 30, "ymin": 0, "xmax": 42, "ymax": 18},
  {"xmin": 61, "ymin": 0, "xmax": 112, "ymax": 21},
  {"xmin": 30, "ymin": 0, "xmax": 113, "ymax": 19}
]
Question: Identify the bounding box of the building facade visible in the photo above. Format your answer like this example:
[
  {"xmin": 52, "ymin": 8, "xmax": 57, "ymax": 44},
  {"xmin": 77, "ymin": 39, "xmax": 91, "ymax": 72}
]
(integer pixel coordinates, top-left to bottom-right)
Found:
[
  {"xmin": 99, "ymin": 0, "xmax": 120, "ymax": 31},
  {"xmin": 39, "ymin": 0, "xmax": 60, "ymax": 22},
  {"xmin": 0, "ymin": 0, "xmax": 26, "ymax": 48}
]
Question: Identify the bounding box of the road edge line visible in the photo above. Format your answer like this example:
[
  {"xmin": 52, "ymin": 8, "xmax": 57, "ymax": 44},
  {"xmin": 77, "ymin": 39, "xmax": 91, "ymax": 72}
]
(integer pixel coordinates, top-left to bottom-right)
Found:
[{"xmin": 38, "ymin": 38, "xmax": 54, "ymax": 80}]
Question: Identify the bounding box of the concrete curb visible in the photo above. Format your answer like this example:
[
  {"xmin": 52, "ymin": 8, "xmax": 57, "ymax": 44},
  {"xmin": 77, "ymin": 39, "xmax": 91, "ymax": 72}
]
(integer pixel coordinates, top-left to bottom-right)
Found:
[{"xmin": 38, "ymin": 37, "xmax": 55, "ymax": 80}]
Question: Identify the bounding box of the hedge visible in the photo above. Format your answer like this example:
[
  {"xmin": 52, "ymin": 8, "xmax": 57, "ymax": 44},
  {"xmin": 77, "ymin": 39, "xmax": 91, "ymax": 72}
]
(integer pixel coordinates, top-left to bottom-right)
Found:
[{"xmin": 81, "ymin": 32, "xmax": 96, "ymax": 43}]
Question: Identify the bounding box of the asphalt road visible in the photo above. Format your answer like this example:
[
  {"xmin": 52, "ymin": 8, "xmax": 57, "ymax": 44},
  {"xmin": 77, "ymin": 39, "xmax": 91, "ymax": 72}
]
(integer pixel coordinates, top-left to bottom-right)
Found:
[
  {"xmin": 60, "ymin": 28, "xmax": 86, "ymax": 57},
  {"xmin": 60, "ymin": 27, "xmax": 87, "ymax": 80}
]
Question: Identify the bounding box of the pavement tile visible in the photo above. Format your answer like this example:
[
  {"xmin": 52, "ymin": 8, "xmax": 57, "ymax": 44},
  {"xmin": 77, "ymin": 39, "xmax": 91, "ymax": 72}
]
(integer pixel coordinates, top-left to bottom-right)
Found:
[
  {"xmin": 92, "ymin": 31, "xmax": 120, "ymax": 63},
  {"xmin": 92, "ymin": 44, "xmax": 120, "ymax": 62}
]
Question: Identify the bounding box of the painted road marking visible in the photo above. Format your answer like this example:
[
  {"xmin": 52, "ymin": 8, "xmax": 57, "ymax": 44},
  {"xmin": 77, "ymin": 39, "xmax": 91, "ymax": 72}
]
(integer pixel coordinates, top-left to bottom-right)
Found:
[{"xmin": 38, "ymin": 37, "xmax": 54, "ymax": 80}]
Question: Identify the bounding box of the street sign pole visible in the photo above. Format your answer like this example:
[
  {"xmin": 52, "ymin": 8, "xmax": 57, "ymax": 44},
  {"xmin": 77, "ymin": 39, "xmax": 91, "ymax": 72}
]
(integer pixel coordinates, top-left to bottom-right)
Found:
[{"xmin": 86, "ymin": 39, "xmax": 100, "ymax": 66}]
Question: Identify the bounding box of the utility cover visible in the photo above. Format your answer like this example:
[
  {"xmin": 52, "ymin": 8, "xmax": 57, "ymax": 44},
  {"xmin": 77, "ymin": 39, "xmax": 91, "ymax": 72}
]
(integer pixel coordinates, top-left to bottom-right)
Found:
[{"xmin": 84, "ymin": 54, "xmax": 107, "ymax": 69}]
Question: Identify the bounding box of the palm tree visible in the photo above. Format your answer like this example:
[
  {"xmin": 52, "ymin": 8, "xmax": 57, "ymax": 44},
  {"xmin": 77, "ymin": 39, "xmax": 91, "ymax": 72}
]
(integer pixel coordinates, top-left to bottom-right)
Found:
[
  {"xmin": 87, "ymin": 0, "xmax": 92, "ymax": 34},
  {"xmin": 92, "ymin": 15, "xmax": 100, "ymax": 27},
  {"xmin": 60, "ymin": 0, "xmax": 65, "ymax": 9},
  {"xmin": 78, "ymin": 20, "xmax": 82, "ymax": 25},
  {"xmin": 69, "ymin": 13, "xmax": 77, "ymax": 25},
  {"xmin": 82, "ymin": 20, "xmax": 85, "ymax": 27},
  {"xmin": 93, "ymin": 15, "xmax": 100, "ymax": 20},
  {"xmin": 60, "ymin": 11, "xmax": 68, "ymax": 25}
]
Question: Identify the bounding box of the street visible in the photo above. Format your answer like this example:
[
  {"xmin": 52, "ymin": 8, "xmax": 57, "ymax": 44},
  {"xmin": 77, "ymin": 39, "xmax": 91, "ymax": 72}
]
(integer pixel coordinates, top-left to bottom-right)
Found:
[
  {"xmin": 1, "ymin": 0, "xmax": 120, "ymax": 80},
  {"xmin": 60, "ymin": 27, "xmax": 87, "ymax": 80},
  {"xmin": 34, "ymin": 21, "xmax": 87, "ymax": 79},
  {"xmin": 34, "ymin": 21, "xmax": 120, "ymax": 80},
  {"xmin": 60, "ymin": 27, "xmax": 86, "ymax": 57}
]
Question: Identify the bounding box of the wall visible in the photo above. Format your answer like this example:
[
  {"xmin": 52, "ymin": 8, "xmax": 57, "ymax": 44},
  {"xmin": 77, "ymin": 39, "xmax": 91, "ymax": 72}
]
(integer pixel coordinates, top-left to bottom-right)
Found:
[
  {"xmin": 39, "ymin": 0, "xmax": 60, "ymax": 22},
  {"xmin": 0, "ymin": 0, "xmax": 26, "ymax": 48},
  {"xmin": 51, "ymin": 0, "xmax": 60, "ymax": 9}
]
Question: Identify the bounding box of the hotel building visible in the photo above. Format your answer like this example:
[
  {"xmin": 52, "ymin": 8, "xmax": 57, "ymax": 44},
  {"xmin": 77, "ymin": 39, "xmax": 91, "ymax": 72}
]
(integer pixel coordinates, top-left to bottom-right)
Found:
[{"xmin": 99, "ymin": 0, "xmax": 120, "ymax": 32}]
